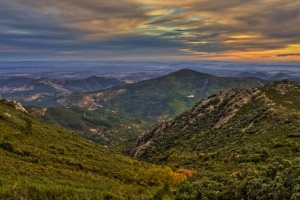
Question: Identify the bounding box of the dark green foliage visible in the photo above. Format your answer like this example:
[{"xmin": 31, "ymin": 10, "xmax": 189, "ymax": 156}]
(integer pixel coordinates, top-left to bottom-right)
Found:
[
  {"xmin": 175, "ymin": 179, "xmax": 227, "ymax": 200},
  {"xmin": 239, "ymin": 158, "xmax": 300, "ymax": 200},
  {"xmin": 0, "ymin": 141, "xmax": 14, "ymax": 153}
]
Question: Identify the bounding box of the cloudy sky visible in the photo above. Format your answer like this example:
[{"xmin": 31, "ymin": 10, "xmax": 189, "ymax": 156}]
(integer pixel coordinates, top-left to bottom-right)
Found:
[{"xmin": 1, "ymin": 0, "xmax": 300, "ymax": 61}]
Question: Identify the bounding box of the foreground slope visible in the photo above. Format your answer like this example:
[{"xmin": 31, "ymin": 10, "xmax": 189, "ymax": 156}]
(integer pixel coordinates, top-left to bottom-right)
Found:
[
  {"xmin": 131, "ymin": 80, "xmax": 300, "ymax": 199},
  {"xmin": 55, "ymin": 69, "xmax": 264, "ymax": 119},
  {"xmin": 0, "ymin": 99, "xmax": 189, "ymax": 199}
]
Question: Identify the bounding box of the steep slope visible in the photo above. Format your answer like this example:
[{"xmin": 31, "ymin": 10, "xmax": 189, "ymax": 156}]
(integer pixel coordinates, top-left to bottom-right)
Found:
[
  {"xmin": 54, "ymin": 69, "xmax": 265, "ymax": 119},
  {"xmin": 0, "ymin": 99, "xmax": 189, "ymax": 199},
  {"xmin": 0, "ymin": 76, "xmax": 125, "ymax": 103},
  {"xmin": 130, "ymin": 80, "xmax": 300, "ymax": 199}
]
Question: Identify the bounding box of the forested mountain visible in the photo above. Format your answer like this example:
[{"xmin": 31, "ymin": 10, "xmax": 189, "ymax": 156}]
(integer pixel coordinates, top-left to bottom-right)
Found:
[{"xmin": 131, "ymin": 80, "xmax": 300, "ymax": 199}]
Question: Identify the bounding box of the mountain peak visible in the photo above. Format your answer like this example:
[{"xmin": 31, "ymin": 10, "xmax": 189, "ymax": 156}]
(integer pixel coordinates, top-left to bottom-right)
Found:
[
  {"xmin": 167, "ymin": 68, "xmax": 217, "ymax": 78},
  {"xmin": 175, "ymin": 68, "xmax": 198, "ymax": 73}
]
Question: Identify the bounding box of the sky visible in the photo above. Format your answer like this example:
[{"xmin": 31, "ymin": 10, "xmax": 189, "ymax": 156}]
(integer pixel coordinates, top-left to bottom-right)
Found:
[{"xmin": 1, "ymin": 0, "xmax": 300, "ymax": 61}]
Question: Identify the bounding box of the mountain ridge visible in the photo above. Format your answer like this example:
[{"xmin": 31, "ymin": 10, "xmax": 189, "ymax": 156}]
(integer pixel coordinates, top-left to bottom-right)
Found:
[
  {"xmin": 131, "ymin": 80, "xmax": 300, "ymax": 160},
  {"xmin": 52, "ymin": 68, "xmax": 265, "ymax": 119}
]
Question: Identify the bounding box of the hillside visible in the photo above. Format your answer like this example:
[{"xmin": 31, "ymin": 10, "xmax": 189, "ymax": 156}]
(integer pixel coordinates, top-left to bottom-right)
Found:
[
  {"xmin": 0, "ymin": 99, "xmax": 190, "ymax": 199},
  {"xmin": 52, "ymin": 69, "xmax": 265, "ymax": 120},
  {"xmin": 27, "ymin": 106, "xmax": 151, "ymax": 149},
  {"xmin": 0, "ymin": 76, "xmax": 125, "ymax": 103},
  {"xmin": 130, "ymin": 80, "xmax": 300, "ymax": 199}
]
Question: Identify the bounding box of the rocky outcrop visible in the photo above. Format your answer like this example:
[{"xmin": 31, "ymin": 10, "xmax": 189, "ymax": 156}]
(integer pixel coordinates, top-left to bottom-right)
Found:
[{"xmin": 11, "ymin": 101, "xmax": 27, "ymax": 113}]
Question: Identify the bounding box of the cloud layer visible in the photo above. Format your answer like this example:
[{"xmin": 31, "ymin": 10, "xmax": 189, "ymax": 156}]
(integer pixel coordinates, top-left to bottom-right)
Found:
[{"xmin": 1, "ymin": 0, "xmax": 300, "ymax": 60}]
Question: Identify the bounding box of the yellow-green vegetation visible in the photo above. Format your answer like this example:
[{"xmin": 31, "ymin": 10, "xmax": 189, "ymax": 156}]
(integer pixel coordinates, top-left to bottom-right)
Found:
[
  {"xmin": 132, "ymin": 80, "xmax": 300, "ymax": 199},
  {"xmin": 0, "ymin": 99, "xmax": 190, "ymax": 199}
]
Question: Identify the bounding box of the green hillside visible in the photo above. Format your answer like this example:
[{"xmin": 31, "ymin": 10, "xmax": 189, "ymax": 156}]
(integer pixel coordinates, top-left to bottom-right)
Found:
[
  {"xmin": 131, "ymin": 80, "xmax": 300, "ymax": 199},
  {"xmin": 0, "ymin": 99, "xmax": 190, "ymax": 199}
]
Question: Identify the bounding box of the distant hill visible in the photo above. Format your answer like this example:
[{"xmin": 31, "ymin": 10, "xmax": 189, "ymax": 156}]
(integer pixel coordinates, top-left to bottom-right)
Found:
[
  {"xmin": 0, "ymin": 76, "xmax": 125, "ymax": 102},
  {"xmin": 237, "ymin": 71, "xmax": 290, "ymax": 80},
  {"xmin": 0, "ymin": 98, "xmax": 190, "ymax": 199},
  {"xmin": 271, "ymin": 72, "xmax": 290, "ymax": 80},
  {"xmin": 0, "ymin": 77, "xmax": 33, "ymax": 88},
  {"xmin": 52, "ymin": 69, "xmax": 265, "ymax": 120},
  {"xmin": 130, "ymin": 80, "xmax": 300, "ymax": 199}
]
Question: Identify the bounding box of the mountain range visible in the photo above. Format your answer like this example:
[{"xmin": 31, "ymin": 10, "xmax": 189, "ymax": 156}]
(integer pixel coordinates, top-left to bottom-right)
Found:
[{"xmin": 22, "ymin": 69, "xmax": 267, "ymax": 148}]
